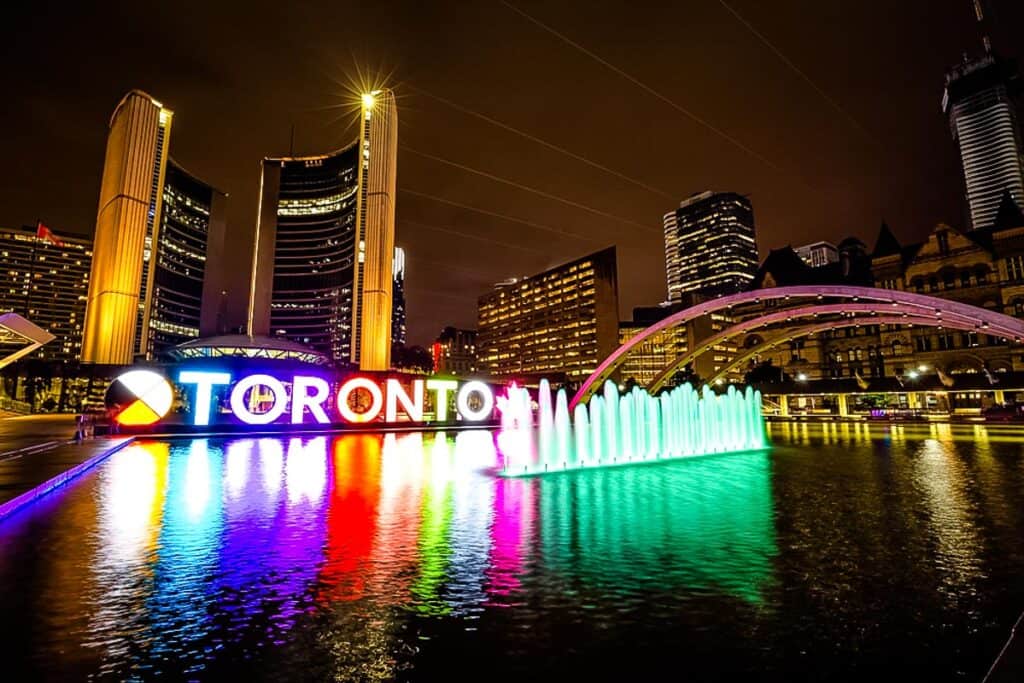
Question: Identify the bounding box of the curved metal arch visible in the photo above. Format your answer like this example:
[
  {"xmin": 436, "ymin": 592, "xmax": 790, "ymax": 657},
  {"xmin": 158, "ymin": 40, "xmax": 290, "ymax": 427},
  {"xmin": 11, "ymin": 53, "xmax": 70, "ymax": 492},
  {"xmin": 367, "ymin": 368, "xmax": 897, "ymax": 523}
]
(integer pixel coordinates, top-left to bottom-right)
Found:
[
  {"xmin": 704, "ymin": 315, "xmax": 1012, "ymax": 386},
  {"xmin": 571, "ymin": 285, "xmax": 1024, "ymax": 408},
  {"xmin": 643, "ymin": 303, "xmax": 990, "ymax": 394}
]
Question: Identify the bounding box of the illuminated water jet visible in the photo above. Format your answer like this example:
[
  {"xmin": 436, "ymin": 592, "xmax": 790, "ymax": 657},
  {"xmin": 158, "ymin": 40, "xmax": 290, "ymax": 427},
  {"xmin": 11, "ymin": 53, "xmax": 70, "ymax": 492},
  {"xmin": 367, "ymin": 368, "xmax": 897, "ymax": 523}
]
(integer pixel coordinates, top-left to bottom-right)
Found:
[{"xmin": 498, "ymin": 379, "xmax": 765, "ymax": 476}]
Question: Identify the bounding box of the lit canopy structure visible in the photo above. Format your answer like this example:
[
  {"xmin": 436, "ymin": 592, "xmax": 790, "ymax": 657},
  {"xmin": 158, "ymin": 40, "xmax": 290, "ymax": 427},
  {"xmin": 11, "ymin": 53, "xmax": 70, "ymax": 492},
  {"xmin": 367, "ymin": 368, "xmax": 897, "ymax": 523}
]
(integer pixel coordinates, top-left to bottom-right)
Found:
[
  {"xmin": 0, "ymin": 312, "xmax": 55, "ymax": 369},
  {"xmin": 169, "ymin": 334, "xmax": 330, "ymax": 366},
  {"xmin": 573, "ymin": 285, "xmax": 1024, "ymax": 408}
]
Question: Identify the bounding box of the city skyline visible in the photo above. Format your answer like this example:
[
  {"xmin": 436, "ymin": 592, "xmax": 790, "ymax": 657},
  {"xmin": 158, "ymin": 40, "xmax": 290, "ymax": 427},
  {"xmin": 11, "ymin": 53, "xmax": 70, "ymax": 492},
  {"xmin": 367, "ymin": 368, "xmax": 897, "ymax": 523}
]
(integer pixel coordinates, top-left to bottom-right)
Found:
[{"xmin": 2, "ymin": 1, "xmax": 1023, "ymax": 346}]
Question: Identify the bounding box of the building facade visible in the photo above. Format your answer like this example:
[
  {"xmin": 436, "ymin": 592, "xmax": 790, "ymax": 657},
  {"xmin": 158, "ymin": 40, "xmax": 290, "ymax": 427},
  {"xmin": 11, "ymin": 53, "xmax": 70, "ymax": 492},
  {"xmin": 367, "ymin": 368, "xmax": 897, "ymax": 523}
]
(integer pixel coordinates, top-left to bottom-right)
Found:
[
  {"xmin": 943, "ymin": 48, "xmax": 1024, "ymax": 229},
  {"xmin": 249, "ymin": 145, "xmax": 361, "ymax": 361},
  {"xmin": 145, "ymin": 160, "xmax": 228, "ymax": 358},
  {"xmin": 664, "ymin": 191, "xmax": 758, "ymax": 301},
  {"xmin": 431, "ymin": 327, "xmax": 477, "ymax": 376},
  {"xmin": 80, "ymin": 90, "xmax": 227, "ymax": 364},
  {"xmin": 618, "ymin": 306, "xmax": 689, "ymax": 388},
  {"xmin": 249, "ymin": 90, "xmax": 397, "ymax": 369},
  {"xmin": 392, "ymin": 247, "xmax": 407, "ymax": 346},
  {"xmin": 795, "ymin": 241, "xmax": 839, "ymax": 268},
  {"xmin": 0, "ymin": 227, "xmax": 92, "ymax": 362},
  {"xmin": 724, "ymin": 208, "xmax": 1024, "ymax": 411},
  {"xmin": 477, "ymin": 247, "xmax": 619, "ymax": 383}
]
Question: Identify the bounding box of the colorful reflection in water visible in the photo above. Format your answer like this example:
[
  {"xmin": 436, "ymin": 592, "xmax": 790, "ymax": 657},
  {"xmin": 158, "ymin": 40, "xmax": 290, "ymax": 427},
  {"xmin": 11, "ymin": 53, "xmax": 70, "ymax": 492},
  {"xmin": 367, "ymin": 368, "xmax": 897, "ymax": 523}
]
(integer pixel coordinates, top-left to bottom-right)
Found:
[{"xmin": 1, "ymin": 424, "xmax": 1024, "ymax": 680}]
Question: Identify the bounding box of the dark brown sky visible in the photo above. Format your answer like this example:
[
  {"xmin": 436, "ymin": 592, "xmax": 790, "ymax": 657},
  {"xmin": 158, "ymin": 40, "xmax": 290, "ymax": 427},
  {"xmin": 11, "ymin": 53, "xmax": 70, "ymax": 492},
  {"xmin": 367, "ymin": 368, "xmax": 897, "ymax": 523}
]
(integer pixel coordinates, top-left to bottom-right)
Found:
[{"xmin": 2, "ymin": 1, "xmax": 1021, "ymax": 346}]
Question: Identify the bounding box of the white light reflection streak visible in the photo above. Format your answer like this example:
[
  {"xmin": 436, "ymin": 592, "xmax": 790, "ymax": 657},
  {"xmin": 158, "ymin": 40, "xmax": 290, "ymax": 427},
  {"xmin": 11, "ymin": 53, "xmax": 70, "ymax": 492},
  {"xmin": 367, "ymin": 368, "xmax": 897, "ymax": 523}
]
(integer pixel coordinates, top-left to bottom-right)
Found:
[
  {"xmin": 258, "ymin": 438, "xmax": 284, "ymax": 495},
  {"xmin": 184, "ymin": 439, "xmax": 212, "ymax": 521},
  {"xmin": 286, "ymin": 437, "xmax": 328, "ymax": 505},
  {"xmin": 225, "ymin": 439, "xmax": 253, "ymax": 498}
]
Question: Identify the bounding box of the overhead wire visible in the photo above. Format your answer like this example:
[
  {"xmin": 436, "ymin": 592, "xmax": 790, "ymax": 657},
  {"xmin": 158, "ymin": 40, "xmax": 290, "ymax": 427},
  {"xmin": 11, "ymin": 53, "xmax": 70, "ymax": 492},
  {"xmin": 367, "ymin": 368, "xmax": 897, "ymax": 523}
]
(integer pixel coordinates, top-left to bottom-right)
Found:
[
  {"xmin": 407, "ymin": 84, "xmax": 674, "ymax": 199},
  {"xmin": 400, "ymin": 188, "xmax": 600, "ymax": 242},
  {"xmin": 499, "ymin": 0, "xmax": 787, "ymax": 173},
  {"xmin": 401, "ymin": 146, "xmax": 657, "ymax": 233}
]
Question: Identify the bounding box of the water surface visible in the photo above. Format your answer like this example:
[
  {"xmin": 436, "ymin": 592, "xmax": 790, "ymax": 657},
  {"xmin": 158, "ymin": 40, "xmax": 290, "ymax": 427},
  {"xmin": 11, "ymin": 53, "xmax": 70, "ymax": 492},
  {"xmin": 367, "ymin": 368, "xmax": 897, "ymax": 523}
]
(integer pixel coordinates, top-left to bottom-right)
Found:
[{"xmin": 1, "ymin": 423, "xmax": 1022, "ymax": 680}]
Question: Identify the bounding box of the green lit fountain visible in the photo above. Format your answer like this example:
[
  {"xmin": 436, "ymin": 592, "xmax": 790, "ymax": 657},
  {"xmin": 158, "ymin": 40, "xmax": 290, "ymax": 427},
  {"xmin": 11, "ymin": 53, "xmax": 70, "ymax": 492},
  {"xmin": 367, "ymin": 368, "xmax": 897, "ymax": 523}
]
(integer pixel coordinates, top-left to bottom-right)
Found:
[{"xmin": 498, "ymin": 379, "xmax": 766, "ymax": 477}]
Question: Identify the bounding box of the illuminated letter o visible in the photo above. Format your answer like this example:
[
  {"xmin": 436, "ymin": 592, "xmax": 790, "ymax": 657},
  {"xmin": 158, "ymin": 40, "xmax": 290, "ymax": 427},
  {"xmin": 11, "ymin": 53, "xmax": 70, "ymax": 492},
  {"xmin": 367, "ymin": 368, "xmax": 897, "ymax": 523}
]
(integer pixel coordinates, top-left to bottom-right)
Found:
[
  {"xmin": 230, "ymin": 374, "xmax": 288, "ymax": 425},
  {"xmin": 337, "ymin": 377, "xmax": 384, "ymax": 423},
  {"xmin": 456, "ymin": 381, "xmax": 494, "ymax": 422}
]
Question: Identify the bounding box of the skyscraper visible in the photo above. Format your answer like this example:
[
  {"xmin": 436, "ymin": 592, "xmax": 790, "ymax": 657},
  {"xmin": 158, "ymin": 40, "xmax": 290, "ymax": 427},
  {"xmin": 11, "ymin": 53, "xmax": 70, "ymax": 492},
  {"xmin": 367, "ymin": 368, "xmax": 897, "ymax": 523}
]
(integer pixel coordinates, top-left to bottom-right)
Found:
[
  {"xmin": 943, "ymin": 47, "xmax": 1024, "ymax": 229},
  {"xmin": 0, "ymin": 226, "xmax": 92, "ymax": 361},
  {"xmin": 248, "ymin": 146, "xmax": 360, "ymax": 360},
  {"xmin": 81, "ymin": 91, "xmax": 172, "ymax": 364},
  {"xmin": 391, "ymin": 246, "xmax": 407, "ymax": 347},
  {"xmin": 249, "ymin": 89, "xmax": 397, "ymax": 369},
  {"xmin": 663, "ymin": 191, "xmax": 758, "ymax": 300},
  {"xmin": 81, "ymin": 90, "xmax": 227, "ymax": 364},
  {"xmin": 353, "ymin": 90, "xmax": 398, "ymax": 370}
]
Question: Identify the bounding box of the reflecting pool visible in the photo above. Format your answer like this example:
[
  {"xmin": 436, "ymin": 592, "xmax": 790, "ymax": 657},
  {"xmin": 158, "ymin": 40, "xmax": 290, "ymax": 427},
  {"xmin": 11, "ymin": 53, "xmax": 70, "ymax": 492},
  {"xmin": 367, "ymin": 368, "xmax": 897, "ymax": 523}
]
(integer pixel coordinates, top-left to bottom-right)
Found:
[{"xmin": 1, "ymin": 424, "xmax": 1023, "ymax": 680}]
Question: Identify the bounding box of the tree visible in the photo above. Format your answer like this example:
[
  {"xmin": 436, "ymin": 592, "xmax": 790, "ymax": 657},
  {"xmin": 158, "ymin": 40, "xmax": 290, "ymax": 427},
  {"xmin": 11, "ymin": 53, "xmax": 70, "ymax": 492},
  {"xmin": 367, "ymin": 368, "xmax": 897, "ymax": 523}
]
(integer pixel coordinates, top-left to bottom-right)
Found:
[
  {"xmin": 392, "ymin": 344, "xmax": 435, "ymax": 374},
  {"xmin": 670, "ymin": 364, "xmax": 703, "ymax": 389},
  {"xmin": 1, "ymin": 362, "xmax": 20, "ymax": 400},
  {"xmin": 744, "ymin": 359, "xmax": 789, "ymax": 385}
]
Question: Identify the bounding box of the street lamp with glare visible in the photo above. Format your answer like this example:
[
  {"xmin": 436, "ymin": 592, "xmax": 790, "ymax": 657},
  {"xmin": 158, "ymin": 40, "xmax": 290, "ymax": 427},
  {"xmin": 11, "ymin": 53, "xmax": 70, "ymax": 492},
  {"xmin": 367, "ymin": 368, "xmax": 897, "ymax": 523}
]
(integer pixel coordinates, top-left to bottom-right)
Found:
[
  {"xmin": 917, "ymin": 364, "xmax": 928, "ymax": 373},
  {"xmin": 797, "ymin": 373, "xmax": 808, "ymax": 381},
  {"xmin": 907, "ymin": 370, "xmax": 919, "ymax": 379}
]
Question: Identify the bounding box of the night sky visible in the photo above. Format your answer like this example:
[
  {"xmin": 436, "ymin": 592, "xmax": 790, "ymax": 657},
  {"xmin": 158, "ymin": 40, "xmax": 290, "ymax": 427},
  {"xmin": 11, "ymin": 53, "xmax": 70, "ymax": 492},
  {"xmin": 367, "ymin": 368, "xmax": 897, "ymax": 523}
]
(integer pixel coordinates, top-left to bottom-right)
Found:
[{"xmin": 2, "ymin": 1, "xmax": 1022, "ymax": 346}]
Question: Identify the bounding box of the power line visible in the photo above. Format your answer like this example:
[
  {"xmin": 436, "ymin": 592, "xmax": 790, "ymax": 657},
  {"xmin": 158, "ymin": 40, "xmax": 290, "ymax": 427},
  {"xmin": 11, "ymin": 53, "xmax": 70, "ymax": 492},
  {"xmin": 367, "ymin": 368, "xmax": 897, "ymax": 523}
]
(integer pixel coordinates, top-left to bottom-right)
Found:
[
  {"xmin": 499, "ymin": 0, "xmax": 786, "ymax": 173},
  {"xmin": 408, "ymin": 254, "xmax": 513, "ymax": 281},
  {"xmin": 400, "ymin": 218, "xmax": 547, "ymax": 253},
  {"xmin": 400, "ymin": 188, "xmax": 599, "ymax": 242},
  {"xmin": 407, "ymin": 84, "xmax": 674, "ymax": 199},
  {"xmin": 402, "ymin": 146, "xmax": 657, "ymax": 233},
  {"xmin": 411, "ymin": 287, "xmax": 480, "ymax": 302},
  {"xmin": 715, "ymin": 0, "xmax": 877, "ymax": 144}
]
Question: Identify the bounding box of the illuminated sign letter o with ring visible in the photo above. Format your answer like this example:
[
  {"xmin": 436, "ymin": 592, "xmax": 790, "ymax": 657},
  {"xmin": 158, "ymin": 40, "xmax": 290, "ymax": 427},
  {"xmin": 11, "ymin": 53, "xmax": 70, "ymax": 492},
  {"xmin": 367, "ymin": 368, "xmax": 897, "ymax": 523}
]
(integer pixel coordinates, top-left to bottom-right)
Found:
[
  {"xmin": 337, "ymin": 377, "xmax": 384, "ymax": 423},
  {"xmin": 230, "ymin": 374, "xmax": 288, "ymax": 425},
  {"xmin": 456, "ymin": 381, "xmax": 494, "ymax": 422}
]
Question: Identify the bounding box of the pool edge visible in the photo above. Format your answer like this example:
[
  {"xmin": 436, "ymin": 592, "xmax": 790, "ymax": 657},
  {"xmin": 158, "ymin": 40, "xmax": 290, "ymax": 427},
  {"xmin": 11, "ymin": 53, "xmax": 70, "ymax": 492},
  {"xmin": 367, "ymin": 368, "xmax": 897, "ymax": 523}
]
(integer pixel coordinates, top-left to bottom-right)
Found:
[{"xmin": 0, "ymin": 437, "xmax": 136, "ymax": 522}]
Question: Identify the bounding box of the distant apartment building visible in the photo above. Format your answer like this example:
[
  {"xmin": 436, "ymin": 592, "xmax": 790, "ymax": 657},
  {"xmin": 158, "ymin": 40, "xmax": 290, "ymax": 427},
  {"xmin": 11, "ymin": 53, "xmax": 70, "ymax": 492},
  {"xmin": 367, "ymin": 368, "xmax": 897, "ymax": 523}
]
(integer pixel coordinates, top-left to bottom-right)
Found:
[
  {"xmin": 431, "ymin": 327, "xmax": 477, "ymax": 375},
  {"xmin": 618, "ymin": 306, "xmax": 688, "ymax": 388},
  {"xmin": 618, "ymin": 301, "xmax": 735, "ymax": 387},
  {"xmin": 795, "ymin": 241, "xmax": 839, "ymax": 268},
  {"xmin": 477, "ymin": 247, "xmax": 619, "ymax": 382},
  {"xmin": 0, "ymin": 226, "xmax": 92, "ymax": 362},
  {"xmin": 664, "ymin": 191, "xmax": 758, "ymax": 301}
]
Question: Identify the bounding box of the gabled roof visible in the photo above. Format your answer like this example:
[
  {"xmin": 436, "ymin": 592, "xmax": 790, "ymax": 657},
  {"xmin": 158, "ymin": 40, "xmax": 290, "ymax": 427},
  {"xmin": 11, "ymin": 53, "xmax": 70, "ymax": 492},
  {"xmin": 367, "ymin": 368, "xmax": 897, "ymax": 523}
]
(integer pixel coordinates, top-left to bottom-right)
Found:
[
  {"xmin": 751, "ymin": 244, "xmax": 872, "ymax": 288},
  {"xmin": 751, "ymin": 247, "xmax": 815, "ymax": 289},
  {"xmin": 871, "ymin": 222, "xmax": 902, "ymax": 258},
  {"xmin": 991, "ymin": 189, "xmax": 1024, "ymax": 231}
]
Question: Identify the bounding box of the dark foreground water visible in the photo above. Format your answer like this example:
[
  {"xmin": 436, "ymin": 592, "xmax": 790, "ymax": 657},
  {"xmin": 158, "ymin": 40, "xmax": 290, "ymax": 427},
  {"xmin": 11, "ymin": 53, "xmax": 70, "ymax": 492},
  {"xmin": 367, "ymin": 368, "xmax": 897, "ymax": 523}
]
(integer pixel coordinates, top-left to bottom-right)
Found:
[{"xmin": 1, "ymin": 423, "xmax": 1023, "ymax": 681}]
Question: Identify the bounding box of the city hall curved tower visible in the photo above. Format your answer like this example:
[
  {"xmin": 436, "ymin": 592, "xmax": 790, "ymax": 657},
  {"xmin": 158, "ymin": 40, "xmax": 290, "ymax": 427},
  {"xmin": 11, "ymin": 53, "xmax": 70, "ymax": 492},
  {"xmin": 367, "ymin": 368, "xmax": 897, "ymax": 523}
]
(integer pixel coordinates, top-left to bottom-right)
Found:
[
  {"xmin": 81, "ymin": 90, "xmax": 228, "ymax": 364},
  {"xmin": 249, "ymin": 89, "xmax": 397, "ymax": 369},
  {"xmin": 81, "ymin": 90, "xmax": 173, "ymax": 364}
]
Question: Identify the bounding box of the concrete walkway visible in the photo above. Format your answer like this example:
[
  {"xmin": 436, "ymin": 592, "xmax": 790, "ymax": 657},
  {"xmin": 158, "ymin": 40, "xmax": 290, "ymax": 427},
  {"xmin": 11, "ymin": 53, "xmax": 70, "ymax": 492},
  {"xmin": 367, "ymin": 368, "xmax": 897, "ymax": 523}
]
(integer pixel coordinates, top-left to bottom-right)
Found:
[
  {"xmin": 0, "ymin": 413, "xmax": 78, "ymax": 454},
  {"xmin": 0, "ymin": 436, "xmax": 134, "ymax": 520}
]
